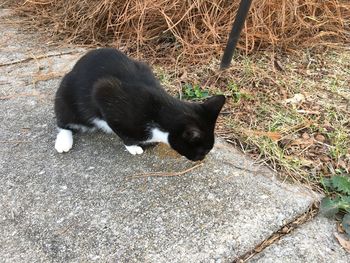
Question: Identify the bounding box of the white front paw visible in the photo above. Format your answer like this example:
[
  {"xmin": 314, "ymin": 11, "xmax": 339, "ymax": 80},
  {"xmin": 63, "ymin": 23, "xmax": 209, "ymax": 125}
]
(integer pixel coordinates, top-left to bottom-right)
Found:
[
  {"xmin": 125, "ymin": 145, "xmax": 144, "ymax": 155},
  {"xmin": 55, "ymin": 129, "xmax": 73, "ymax": 153}
]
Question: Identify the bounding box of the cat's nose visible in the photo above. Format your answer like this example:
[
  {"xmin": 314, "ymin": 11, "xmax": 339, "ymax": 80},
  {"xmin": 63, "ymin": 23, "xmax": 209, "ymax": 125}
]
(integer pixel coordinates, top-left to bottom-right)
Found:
[
  {"xmin": 192, "ymin": 154, "xmax": 205, "ymax": 161},
  {"xmin": 198, "ymin": 149, "xmax": 210, "ymax": 157}
]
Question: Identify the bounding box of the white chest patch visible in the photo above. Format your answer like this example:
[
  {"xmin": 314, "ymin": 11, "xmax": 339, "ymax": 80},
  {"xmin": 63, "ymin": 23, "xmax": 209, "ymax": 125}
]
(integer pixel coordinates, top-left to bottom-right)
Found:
[
  {"xmin": 92, "ymin": 118, "xmax": 113, "ymax": 133},
  {"xmin": 145, "ymin": 127, "xmax": 169, "ymax": 145}
]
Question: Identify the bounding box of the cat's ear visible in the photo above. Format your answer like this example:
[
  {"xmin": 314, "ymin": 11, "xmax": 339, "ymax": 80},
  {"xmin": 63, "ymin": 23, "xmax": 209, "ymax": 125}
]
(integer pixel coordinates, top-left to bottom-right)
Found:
[
  {"xmin": 202, "ymin": 95, "xmax": 226, "ymax": 119},
  {"xmin": 182, "ymin": 127, "xmax": 202, "ymax": 142}
]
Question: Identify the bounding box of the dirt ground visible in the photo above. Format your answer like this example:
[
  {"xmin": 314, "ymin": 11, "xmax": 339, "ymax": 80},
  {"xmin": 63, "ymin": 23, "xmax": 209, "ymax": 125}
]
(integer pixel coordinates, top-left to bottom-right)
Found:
[{"xmin": 153, "ymin": 48, "xmax": 350, "ymax": 191}]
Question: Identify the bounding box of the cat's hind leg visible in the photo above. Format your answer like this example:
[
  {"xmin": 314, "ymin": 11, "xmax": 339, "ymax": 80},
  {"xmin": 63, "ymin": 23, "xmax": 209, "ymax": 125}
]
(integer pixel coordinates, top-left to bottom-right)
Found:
[
  {"xmin": 92, "ymin": 118, "xmax": 113, "ymax": 133},
  {"xmin": 54, "ymin": 74, "xmax": 76, "ymax": 153},
  {"xmin": 55, "ymin": 128, "xmax": 73, "ymax": 153}
]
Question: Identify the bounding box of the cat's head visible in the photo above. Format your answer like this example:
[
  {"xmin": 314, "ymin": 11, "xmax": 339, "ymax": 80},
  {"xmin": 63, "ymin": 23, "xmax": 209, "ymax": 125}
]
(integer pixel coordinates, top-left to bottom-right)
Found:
[{"xmin": 168, "ymin": 95, "xmax": 225, "ymax": 161}]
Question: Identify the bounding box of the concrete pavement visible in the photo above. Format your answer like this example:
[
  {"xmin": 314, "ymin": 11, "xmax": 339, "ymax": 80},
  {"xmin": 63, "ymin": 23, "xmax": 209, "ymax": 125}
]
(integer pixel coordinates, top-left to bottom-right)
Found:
[{"xmin": 0, "ymin": 8, "xmax": 348, "ymax": 263}]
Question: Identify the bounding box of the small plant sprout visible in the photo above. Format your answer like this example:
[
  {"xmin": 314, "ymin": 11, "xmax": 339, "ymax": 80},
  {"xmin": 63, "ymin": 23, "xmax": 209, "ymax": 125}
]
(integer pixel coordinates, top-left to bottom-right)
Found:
[
  {"xmin": 181, "ymin": 84, "xmax": 209, "ymax": 101},
  {"xmin": 320, "ymin": 175, "xmax": 350, "ymax": 237}
]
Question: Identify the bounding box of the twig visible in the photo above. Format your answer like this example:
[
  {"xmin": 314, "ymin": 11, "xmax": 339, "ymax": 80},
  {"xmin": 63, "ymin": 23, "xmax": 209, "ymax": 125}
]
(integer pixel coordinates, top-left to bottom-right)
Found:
[
  {"xmin": 278, "ymin": 121, "xmax": 313, "ymax": 142},
  {"xmin": 223, "ymin": 160, "xmax": 259, "ymax": 173},
  {"xmin": 0, "ymin": 140, "xmax": 29, "ymax": 143},
  {"xmin": 130, "ymin": 162, "xmax": 204, "ymax": 178},
  {"xmin": 296, "ymin": 109, "xmax": 320, "ymax": 115},
  {"xmin": 0, "ymin": 51, "xmax": 81, "ymax": 68},
  {"xmin": 0, "ymin": 91, "xmax": 47, "ymax": 100},
  {"xmin": 33, "ymin": 71, "xmax": 65, "ymax": 84},
  {"xmin": 314, "ymin": 140, "xmax": 332, "ymax": 148},
  {"xmin": 55, "ymin": 221, "xmax": 78, "ymax": 235}
]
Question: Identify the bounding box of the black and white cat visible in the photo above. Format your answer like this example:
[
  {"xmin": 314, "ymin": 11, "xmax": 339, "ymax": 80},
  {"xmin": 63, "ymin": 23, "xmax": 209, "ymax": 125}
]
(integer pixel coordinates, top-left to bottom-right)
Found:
[{"xmin": 54, "ymin": 48, "xmax": 225, "ymax": 161}]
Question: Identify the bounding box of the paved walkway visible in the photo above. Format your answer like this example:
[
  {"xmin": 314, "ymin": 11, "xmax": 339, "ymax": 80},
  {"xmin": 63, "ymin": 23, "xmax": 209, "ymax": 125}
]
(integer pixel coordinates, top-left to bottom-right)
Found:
[{"xmin": 0, "ymin": 9, "xmax": 348, "ymax": 263}]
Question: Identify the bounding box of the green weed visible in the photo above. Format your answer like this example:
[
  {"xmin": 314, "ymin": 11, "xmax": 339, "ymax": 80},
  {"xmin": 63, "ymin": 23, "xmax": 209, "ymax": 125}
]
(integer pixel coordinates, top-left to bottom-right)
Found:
[
  {"xmin": 181, "ymin": 83, "xmax": 209, "ymax": 100},
  {"xmin": 320, "ymin": 175, "xmax": 350, "ymax": 237},
  {"xmin": 227, "ymin": 82, "xmax": 253, "ymax": 103}
]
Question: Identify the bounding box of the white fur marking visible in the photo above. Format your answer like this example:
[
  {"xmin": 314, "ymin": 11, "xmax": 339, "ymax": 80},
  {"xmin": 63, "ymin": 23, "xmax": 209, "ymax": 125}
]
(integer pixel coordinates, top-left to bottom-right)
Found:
[
  {"xmin": 92, "ymin": 118, "xmax": 113, "ymax": 133},
  {"xmin": 145, "ymin": 127, "xmax": 169, "ymax": 144},
  {"xmin": 125, "ymin": 145, "xmax": 144, "ymax": 155},
  {"xmin": 67, "ymin": 123, "xmax": 95, "ymax": 133},
  {"xmin": 55, "ymin": 129, "xmax": 73, "ymax": 153}
]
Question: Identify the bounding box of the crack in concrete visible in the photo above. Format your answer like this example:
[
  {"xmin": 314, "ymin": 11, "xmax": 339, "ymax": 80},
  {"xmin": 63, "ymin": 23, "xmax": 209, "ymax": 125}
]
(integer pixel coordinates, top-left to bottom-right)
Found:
[{"xmin": 233, "ymin": 202, "xmax": 319, "ymax": 263}]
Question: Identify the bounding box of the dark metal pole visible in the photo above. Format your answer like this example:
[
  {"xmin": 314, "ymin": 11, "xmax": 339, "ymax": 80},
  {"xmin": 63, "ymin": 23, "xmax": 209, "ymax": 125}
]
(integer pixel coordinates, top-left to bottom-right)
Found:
[{"xmin": 220, "ymin": 0, "xmax": 253, "ymax": 69}]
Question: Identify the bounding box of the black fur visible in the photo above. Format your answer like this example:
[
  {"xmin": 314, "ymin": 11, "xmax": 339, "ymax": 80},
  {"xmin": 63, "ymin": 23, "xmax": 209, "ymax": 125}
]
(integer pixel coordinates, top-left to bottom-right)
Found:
[{"xmin": 54, "ymin": 48, "xmax": 225, "ymax": 161}]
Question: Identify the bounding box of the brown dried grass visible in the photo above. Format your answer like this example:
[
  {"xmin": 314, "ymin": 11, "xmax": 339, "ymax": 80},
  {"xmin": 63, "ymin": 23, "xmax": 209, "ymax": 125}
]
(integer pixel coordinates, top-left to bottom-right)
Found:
[{"xmin": 13, "ymin": 0, "xmax": 350, "ymax": 62}]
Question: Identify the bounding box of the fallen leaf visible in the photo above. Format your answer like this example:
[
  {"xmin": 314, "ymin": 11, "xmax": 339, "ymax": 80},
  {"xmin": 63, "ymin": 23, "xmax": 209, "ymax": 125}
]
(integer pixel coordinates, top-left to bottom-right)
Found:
[
  {"xmin": 179, "ymin": 70, "xmax": 188, "ymax": 81},
  {"xmin": 334, "ymin": 232, "xmax": 350, "ymax": 252},
  {"xmin": 315, "ymin": 134, "xmax": 326, "ymax": 142},
  {"xmin": 278, "ymin": 138, "xmax": 292, "ymax": 148},
  {"xmin": 337, "ymin": 222, "xmax": 345, "ymax": 234},
  {"xmin": 322, "ymin": 165, "xmax": 331, "ymax": 175},
  {"xmin": 321, "ymin": 155, "xmax": 331, "ymax": 162},
  {"xmin": 282, "ymin": 93, "xmax": 305, "ymax": 105},
  {"xmin": 274, "ymin": 59, "xmax": 284, "ymax": 71},
  {"xmin": 302, "ymin": 132, "xmax": 310, "ymax": 140},
  {"xmin": 313, "ymin": 105, "xmax": 321, "ymax": 110},
  {"xmin": 338, "ymin": 159, "xmax": 347, "ymax": 169}
]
